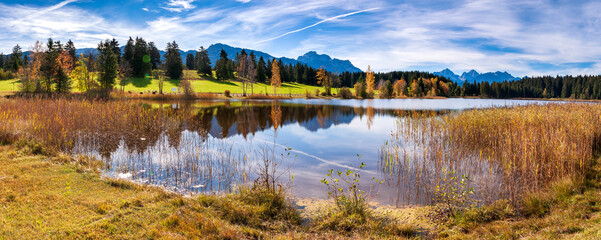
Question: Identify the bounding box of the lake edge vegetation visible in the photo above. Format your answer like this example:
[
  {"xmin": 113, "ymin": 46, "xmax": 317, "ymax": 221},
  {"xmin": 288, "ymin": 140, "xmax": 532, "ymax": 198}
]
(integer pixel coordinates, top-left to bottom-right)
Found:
[{"xmin": 0, "ymin": 97, "xmax": 423, "ymax": 239}]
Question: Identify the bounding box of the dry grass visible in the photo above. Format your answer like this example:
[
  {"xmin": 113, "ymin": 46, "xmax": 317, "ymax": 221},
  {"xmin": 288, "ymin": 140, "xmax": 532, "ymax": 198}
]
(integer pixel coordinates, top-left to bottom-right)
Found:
[
  {"xmin": 381, "ymin": 103, "xmax": 601, "ymax": 205},
  {"xmin": 244, "ymin": 94, "xmax": 293, "ymax": 100},
  {"xmin": 0, "ymin": 142, "xmax": 420, "ymax": 239},
  {"xmin": 0, "ymin": 97, "xmax": 187, "ymax": 153}
]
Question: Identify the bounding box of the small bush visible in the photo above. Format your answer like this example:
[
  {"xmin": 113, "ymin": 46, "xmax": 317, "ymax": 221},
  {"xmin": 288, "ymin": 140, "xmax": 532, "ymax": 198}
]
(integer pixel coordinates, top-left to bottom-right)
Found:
[
  {"xmin": 224, "ymin": 89, "xmax": 231, "ymax": 98},
  {"xmin": 180, "ymin": 79, "xmax": 194, "ymax": 99},
  {"xmin": 0, "ymin": 68, "xmax": 15, "ymax": 80},
  {"xmin": 454, "ymin": 199, "xmax": 515, "ymax": 229},
  {"xmin": 521, "ymin": 191, "xmax": 552, "ymax": 217},
  {"xmin": 314, "ymin": 89, "xmax": 319, "ymax": 97},
  {"xmin": 354, "ymin": 81, "xmax": 367, "ymax": 99},
  {"xmin": 339, "ymin": 87, "xmax": 353, "ymax": 99},
  {"xmin": 379, "ymin": 80, "xmax": 393, "ymax": 99}
]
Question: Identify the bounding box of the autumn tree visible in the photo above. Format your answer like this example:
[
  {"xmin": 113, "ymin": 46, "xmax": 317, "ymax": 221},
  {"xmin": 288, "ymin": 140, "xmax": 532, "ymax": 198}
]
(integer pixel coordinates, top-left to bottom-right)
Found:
[
  {"xmin": 270, "ymin": 59, "xmax": 281, "ymax": 94},
  {"xmin": 393, "ymin": 79, "xmax": 407, "ymax": 96},
  {"xmin": 55, "ymin": 51, "xmax": 74, "ymax": 92},
  {"xmin": 236, "ymin": 51, "xmax": 256, "ymax": 96},
  {"xmin": 152, "ymin": 69, "xmax": 166, "ymax": 94},
  {"xmin": 71, "ymin": 55, "xmax": 92, "ymax": 92},
  {"xmin": 20, "ymin": 41, "xmax": 45, "ymax": 92},
  {"xmin": 365, "ymin": 65, "xmax": 375, "ymax": 96},
  {"xmin": 316, "ymin": 68, "xmax": 332, "ymax": 95}
]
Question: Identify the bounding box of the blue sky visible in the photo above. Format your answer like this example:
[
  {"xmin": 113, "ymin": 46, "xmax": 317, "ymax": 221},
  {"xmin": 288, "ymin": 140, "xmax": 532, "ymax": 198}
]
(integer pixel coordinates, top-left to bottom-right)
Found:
[{"xmin": 0, "ymin": 0, "xmax": 600, "ymax": 76}]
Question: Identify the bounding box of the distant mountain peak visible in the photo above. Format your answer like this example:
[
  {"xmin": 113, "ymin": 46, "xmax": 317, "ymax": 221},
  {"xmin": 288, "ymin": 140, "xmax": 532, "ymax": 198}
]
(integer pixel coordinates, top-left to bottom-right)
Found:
[
  {"xmin": 205, "ymin": 43, "xmax": 361, "ymax": 73},
  {"xmin": 297, "ymin": 50, "xmax": 360, "ymax": 73},
  {"xmin": 433, "ymin": 68, "xmax": 520, "ymax": 83}
]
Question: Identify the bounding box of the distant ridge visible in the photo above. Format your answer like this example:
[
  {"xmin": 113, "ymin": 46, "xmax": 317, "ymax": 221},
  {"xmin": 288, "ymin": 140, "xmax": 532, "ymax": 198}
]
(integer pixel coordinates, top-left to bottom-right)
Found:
[{"xmin": 433, "ymin": 68, "xmax": 520, "ymax": 83}]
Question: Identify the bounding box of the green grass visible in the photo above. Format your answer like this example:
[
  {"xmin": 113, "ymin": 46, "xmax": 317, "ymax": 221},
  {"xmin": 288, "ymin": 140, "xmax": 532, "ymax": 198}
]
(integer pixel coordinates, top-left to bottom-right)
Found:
[
  {"xmin": 0, "ymin": 140, "xmax": 416, "ymax": 239},
  {"xmin": 0, "ymin": 79, "xmax": 20, "ymax": 92},
  {"xmin": 118, "ymin": 70, "xmax": 329, "ymax": 95}
]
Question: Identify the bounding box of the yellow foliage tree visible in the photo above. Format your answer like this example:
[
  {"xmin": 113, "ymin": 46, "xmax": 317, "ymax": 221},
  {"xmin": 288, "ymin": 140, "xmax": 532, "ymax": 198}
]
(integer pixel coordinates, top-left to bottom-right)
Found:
[
  {"xmin": 366, "ymin": 65, "xmax": 375, "ymax": 94},
  {"xmin": 316, "ymin": 68, "xmax": 332, "ymax": 95},
  {"xmin": 270, "ymin": 60, "xmax": 281, "ymax": 94}
]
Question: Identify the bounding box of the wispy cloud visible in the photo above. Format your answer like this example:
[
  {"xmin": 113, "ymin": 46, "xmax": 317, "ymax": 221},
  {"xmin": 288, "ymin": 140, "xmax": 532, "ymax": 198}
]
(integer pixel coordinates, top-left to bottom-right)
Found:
[
  {"xmin": 0, "ymin": 0, "xmax": 600, "ymax": 76},
  {"xmin": 257, "ymin": 7, "xmax": 379, "ymax": 43},
  {"xmin": 26, "ymin": 0, "xmax": 78, "ymax": 19},
  {"xmin": 161, "ymin": 0, "xmax": 196, "ymax": 12}
]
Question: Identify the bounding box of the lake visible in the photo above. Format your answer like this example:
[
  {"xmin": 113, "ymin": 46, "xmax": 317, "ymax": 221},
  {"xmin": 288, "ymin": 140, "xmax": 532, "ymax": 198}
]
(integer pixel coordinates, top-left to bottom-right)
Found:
[{"xmin": 73, "ymin": 98, "xmax": 558, "ymax": 207}]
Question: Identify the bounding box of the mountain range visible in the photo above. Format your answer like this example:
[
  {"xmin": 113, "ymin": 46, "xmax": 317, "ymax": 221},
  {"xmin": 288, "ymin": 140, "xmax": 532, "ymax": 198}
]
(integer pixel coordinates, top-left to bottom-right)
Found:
[
  {"xmin": 433, "ymin": 68, "xmax": 520, "ymax": 83},
  {"xmin": 66, "ymin": 43, "xmax": 362, "ymax": 73}
]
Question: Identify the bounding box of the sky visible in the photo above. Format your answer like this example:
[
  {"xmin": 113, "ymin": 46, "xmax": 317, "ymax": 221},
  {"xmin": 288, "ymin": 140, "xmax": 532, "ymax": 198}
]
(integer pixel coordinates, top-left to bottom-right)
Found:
[{"xmin": 0, "ymin": 0, "xmax": 600, "ymax": 77}]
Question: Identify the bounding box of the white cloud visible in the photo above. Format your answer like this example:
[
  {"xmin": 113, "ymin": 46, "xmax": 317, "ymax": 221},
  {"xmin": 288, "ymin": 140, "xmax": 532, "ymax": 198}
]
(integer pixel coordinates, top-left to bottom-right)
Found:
[
  {"xmin": 257, "ymin": 7, "xmax": 379, "ymax": 43},
  {"xmin": 0, "ymin": 0, "xmax": 600, "ymax": 77},
  {"xmin": 161, "ymin": 0, "xmax": 196, "ymax": 12},
  {"xmin": 236, "ymin": 0, "xmax": 252, "ymax": 3}
]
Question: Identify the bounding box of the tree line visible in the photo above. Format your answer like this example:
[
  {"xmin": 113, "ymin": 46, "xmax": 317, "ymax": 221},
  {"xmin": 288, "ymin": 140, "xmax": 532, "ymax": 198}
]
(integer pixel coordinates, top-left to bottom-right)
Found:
[
  {"xmin": 6, "ymin": 38, "xmax": 598, "ymax": 99},
  {"xmin": 462, "ymin": 75, "xmax": 601, "ymax": 100}
]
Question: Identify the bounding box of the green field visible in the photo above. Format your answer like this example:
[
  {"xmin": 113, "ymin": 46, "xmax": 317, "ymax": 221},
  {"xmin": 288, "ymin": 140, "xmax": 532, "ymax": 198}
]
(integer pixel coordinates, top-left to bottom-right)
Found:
[
  {"xmin": 1, "ymin": 71, "xmax": 333, "ymax": 95},
  {"xmin": 0, "ymin": 79, "xmax": 20, "ymax": 92}
]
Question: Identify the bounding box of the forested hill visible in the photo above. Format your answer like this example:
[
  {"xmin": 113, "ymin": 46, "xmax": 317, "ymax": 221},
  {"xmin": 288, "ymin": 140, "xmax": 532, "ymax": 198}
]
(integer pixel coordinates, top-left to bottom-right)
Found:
[
  {"xmin": 462, "ymin": 75, "xmax": 601, "ymax": 99},
  {"xmin": 16, "ymin": 43, "xmax": 362, "ymax": 74}
]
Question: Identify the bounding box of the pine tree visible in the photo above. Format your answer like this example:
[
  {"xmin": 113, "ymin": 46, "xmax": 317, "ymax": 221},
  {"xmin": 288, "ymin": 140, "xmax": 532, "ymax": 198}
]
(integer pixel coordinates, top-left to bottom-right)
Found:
[
  {"xmin": 186, "ymin": 53, "xmax": 195, "ymax": 70},
  {"xmin": 164, "ymin": 41, "xmax": 183, "ymax": 79},
  {"xmin": 215, "ymin": 49, "xmax": 232, "ymax": 80},
  {"xmin": 9, "ymin": 45, "xmax": 22, "ymax": 72},
  {"xmin": 256, "ymin": 56, "xmax": 266, "ymax": 83},
  {"xmin": 65, "ymin": 40, "xmax": 77, "ymax": 69},
  {"xmin": 148, "ymin": 42, "xmax": 161, "ymax": 70},
  {"xmin": 133, "ymin": 37, "xmax": 151, "ymax": 77},
  {"xmin": 54, "ymin": 64, "xmax": 71, "ymax": 93},
  {"xmin": 195, "ymin": 46, "xmax": 212, "ymax": 76},
  {"xmin": 122, "ymin": 37, "xmax": 135, "ymax": 68},
  {"xmin": 97, "ymin": 39, "xmax": 119, "ymax": 90}
]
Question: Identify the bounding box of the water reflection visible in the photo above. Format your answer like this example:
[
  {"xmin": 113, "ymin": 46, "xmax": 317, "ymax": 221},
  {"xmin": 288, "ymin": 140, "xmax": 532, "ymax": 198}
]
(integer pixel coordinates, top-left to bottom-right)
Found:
[{"xmin": 72, "ymin": 99, "xmax": 556, "ymax": 205}]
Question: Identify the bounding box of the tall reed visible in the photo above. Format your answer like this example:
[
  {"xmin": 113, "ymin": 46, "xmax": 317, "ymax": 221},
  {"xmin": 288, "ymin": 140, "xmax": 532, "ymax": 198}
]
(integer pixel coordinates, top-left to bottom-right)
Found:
[{"xmin": 381, "ymin": 103, "xmax": 601, "ymax": 205}]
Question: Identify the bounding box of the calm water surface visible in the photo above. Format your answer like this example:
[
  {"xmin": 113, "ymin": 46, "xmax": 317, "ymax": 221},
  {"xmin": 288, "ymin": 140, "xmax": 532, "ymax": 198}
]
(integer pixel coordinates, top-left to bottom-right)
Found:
[{"xmin": 75, "ymin": 98, "xmax": 558, "ymax": 207}]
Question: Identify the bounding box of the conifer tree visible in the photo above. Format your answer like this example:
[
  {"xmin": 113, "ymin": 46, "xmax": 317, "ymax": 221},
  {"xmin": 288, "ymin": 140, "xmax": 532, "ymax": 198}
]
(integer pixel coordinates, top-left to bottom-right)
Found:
[
  {"xmin": 9, "ymin": 45, "xmax": 22, "ymax": 72},
  {"xmin": 164, "ymin": 41, "xmax": 183, "ymax": 79},
  {"xmin": 133, "ymin": 37, "xmax": 151, "ymax": 77},
  {"xmin": 97, "ymin": 39, "xmax": 119, "ymax": 90},
  {"xmin": 215, "ymin": 49, "xmax": 232, "ymax": 80},
  {"xmin": 186, "ymin": 53, "xmax": 195, "ymax": 70},
  {"xmin": 148, "ymin": 42, "xmax": 161, "ymax": 70},
  {"xmin": 256, "ymin": 56, "xmax": 266, "ymax": 83},
  {"xmin": 65, "ymin": 40, "xmax": 77, "ymax": 69},
  {"xmin": 195, "ymin": 46, "xmax": 212, "ymax": 76}
]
